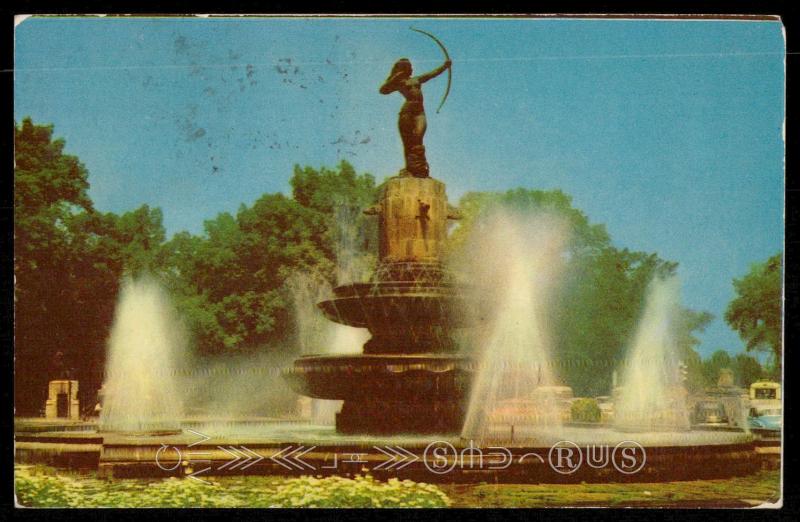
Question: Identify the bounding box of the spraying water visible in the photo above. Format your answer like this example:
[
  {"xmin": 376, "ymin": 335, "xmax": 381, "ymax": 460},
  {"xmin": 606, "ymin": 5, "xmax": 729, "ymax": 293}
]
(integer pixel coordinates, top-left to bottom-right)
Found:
[
  {"xmin": 614, "ymin": 275, "xmax": 691, "ymax": 431},
  {"xmin": 182, "ymin": 350, "xmax": 299, "ymax": 422},
  {"xmin": 333, "ymin": 200, "xmax": 374, "ymax": 285},
  {"xmin": 287, "ymin": 272, "xmax": 368, "ymax": 424},
  {"xmin": 99, "ymin": 276, "xmax": 186, "ymax": 432},
  {"xmin": 460, "ymin": 211, "xmax": 569, "ymax": 441},
  {"xmin": 283, "ymin": 202, "xmax": 374, "ymax": 424}
]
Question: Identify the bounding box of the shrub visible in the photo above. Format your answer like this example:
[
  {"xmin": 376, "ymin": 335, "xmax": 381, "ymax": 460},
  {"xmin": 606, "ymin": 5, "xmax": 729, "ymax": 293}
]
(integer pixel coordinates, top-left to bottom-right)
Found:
[{"xmin": 571, "ymin": 398, "xmax": 601, "ymax": 423}]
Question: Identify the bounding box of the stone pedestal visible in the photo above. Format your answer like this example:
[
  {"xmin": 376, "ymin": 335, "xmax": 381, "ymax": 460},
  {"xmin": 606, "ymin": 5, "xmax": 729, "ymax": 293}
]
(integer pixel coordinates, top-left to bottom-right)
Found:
[
  {"xmin": 44, "ymin": 380, "xmax": 80, "ymax": 420},
  {"xmin": 372, "ymin": 176, "xmax": 454, "ymax": 265}
]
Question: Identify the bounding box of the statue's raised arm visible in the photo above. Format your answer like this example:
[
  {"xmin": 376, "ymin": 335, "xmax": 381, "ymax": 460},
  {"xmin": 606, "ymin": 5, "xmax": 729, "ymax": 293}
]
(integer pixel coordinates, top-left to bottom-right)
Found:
[{"xmin": 416, "ymin": 59, "xmax": 451, "ymax": 84}]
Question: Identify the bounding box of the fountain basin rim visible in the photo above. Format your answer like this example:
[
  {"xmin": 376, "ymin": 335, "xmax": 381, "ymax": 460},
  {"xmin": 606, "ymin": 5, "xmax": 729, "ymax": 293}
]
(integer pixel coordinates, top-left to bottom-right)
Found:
[{"xmin": 293, "ymin": 353, "xmax": 474, "ymax": 361}]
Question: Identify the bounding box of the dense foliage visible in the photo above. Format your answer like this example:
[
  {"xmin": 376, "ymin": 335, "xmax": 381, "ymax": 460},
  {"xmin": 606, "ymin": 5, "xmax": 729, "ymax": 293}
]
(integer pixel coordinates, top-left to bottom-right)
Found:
[
  {"xmin": 14, "ymin": 118, "xmax": 167, "ymax": 414},
  {"xmin": 570, "ymin": 398, "xmax": 602, "ymax": 423},
  {"xmin": 14, "ymin": 118, "xmax": 774, "ymax": 413},
  {"xmin": 725, "ymin": 253, "xmax": 783, "ymax": 376},
  {"xmin": 160, "ymin": 162, "xmax": 377, "ymax": 354},
  {"xmin": 706, "ymin": 350, "xmax": 767, "ymax": 388},
  {"xmin": 13, "ymin": 118, "xmax": 376, "ymax": 413}
]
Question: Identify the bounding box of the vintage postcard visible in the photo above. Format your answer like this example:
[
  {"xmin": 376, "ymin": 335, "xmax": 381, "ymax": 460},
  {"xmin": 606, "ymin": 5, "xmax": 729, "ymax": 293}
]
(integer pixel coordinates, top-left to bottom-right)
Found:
[{"xmin": 13, "ymin": 14, "xmax": 784, "ymax": 509}]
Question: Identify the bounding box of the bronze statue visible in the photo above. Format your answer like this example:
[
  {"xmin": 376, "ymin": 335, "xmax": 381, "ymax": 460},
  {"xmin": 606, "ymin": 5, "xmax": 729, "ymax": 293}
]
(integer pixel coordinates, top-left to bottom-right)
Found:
[{"xmin": 380, "ymin": 29, "xmax": 451, "ymax": 178}]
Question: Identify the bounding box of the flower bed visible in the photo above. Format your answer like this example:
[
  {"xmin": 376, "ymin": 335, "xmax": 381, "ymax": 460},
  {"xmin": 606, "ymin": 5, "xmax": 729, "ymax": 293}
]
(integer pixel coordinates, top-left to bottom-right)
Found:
[{"xmin": 14, "ymin": 465, "xmax": 450, "ymax": 508}]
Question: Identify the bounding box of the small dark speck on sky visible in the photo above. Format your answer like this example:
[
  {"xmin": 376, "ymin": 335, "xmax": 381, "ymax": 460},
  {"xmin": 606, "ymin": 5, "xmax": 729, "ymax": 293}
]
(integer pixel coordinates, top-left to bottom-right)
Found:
[{"xmin": 174, "ymin": 34, "xmax": 190, "ymax": 54}]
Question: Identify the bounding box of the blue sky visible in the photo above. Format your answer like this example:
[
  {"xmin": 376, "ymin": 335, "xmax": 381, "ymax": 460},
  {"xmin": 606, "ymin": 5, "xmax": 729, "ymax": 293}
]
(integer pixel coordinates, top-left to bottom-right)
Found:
[{"xmin": 14, "ymin": 16, "xmax": 785, "ymax": 358}]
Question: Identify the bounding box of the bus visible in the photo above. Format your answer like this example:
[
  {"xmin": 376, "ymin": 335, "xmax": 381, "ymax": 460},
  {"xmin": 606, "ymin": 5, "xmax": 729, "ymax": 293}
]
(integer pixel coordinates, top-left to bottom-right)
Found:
[
  {"xmin": 748, "ymin": 380, "xmax": 781, "ymax": 434},
  {"xmin": 750, "ymin": 380, "xmax": 780, "ymax": 402}
]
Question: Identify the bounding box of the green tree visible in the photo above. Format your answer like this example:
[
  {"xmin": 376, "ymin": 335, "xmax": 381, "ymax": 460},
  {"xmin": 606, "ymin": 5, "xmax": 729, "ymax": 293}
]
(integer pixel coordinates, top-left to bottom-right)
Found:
[
  {"xmin": 701, "ymin": 349, "xmax": 732, "ymax": 387},
  {"xmin": 699, "ymin": 349, "xmax": 764, "ymax": 389},
  {"xmin": 15, "ymin": 118, "xmax": 97, "ymax": 414},
  {"xmin": 14, "ymin": 118, "xmax": 93, "ymax": 283},
  {"xmin": 290, "ymin": 160, "xmax": 376, "ymax": 215},
  {"xmin": 725, "ymin": 253, "xmax": 782, "ymax": 376},
  {"xmin": 163, "ymin": 161, "xmax": 377, "ymax": 354},
  {"xmin": 732, "ymin": 353, "xmax": 764, "ymax": 388},
  {"xmin": 14, "ymin": 118, "xmax": 170, "ymax": 414},
  {"xmin": 163, "ymin": 197, "xmax": 327, "ymax": 353},
  {"xmin": 291, "ymin": 160, "xmax": 378, "ymax": 283},
  {"xmin": 571, "ymin": 398, "xmax": 602, "ymax": 423},
  {"xmin": 676, "ymin": 309, "xmax": 715, "ymax": 392}
]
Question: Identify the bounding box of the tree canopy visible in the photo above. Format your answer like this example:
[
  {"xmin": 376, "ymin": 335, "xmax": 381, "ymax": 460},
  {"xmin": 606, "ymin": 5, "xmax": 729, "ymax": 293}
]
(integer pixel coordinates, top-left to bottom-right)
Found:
[
  {"xmin": 14, "ymin": 118, "xmax": 168, "ymax": 414},
  {"xmin": 724, "ymin": 253, "xmax": 783, "ymax": 376},
  {"xmin": 159, "ymin": 161, "xmax": 378, "ymax": 355}
]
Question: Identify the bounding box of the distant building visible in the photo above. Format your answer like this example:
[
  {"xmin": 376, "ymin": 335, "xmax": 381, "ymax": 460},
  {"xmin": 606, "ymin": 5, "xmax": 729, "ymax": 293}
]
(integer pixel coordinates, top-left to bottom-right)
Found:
[{"xmin": 44, "ymin": 380, "xmax": 80, "ymax": 420}]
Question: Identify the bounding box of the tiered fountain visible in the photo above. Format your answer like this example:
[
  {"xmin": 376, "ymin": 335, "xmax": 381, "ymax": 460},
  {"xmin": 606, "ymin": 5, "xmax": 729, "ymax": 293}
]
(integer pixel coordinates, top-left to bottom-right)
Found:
[{"xmin": 283, "ymin": 169, "xmax": 481, "ymax": 434}]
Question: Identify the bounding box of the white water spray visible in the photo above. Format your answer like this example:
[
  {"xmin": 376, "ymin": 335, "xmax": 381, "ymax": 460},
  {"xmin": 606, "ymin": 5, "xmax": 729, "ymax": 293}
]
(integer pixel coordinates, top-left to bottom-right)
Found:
[
  {"xmin": 333, "ymin": 201, "xmax": 374, "ymax": 285},
  {"xmin": 99, "ymin": 276, "xmax": 186, "ymax": 432},
  {"xmin": 459, "ymin": 211, "xmax": 570, "ymax": 441},
  {"xmin": 287, "ymin": 272, "xmax": 368, "ymax": 424},
  {"xmin": 614, "ymin": 275, "xmax": 690, "ymax": 431}
]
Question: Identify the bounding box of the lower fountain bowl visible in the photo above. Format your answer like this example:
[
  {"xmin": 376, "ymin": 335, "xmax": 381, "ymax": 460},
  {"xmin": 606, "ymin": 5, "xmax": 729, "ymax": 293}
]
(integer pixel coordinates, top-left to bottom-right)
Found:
[
  {"xmin": 283, "ymin": 354, "xmax": 477, "ymax": 434},
  {"xmin": 282, "ymin": 354, "xmax": 476, "ymax": 401}
]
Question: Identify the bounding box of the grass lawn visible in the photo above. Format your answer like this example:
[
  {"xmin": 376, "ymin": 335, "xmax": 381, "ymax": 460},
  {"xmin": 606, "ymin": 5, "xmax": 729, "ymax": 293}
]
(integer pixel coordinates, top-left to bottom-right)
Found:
[{"xmin": 14, "ymin": 464, "xmax": 779, "ymax": 508}]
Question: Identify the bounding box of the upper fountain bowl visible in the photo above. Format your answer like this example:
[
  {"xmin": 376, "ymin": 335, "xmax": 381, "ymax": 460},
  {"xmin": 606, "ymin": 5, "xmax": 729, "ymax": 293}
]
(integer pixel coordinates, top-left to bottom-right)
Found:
[{"xmin": 318, "ymin": 280, "xmax": 483, "ymax": 329}]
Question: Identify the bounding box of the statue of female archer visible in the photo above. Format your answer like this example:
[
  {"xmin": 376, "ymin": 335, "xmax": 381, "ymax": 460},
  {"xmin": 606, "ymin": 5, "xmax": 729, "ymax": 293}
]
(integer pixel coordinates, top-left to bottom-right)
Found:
[{"xmin": 380, "ymin": 32, "xmax": 451, "ymax": 178}]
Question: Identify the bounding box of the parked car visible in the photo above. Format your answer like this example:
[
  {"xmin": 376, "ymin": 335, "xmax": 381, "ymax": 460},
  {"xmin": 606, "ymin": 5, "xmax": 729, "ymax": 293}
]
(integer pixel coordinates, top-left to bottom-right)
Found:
[
  {"xmin": 692, "ymin": 400, "xmax": 729, "ymax": 426},
  {"xmin": 748, "ymin": 406, "xmax": 782, "ymax": 433},
  {"xmin": 487, "ymin": 398, "xmax": 561, "ymax": 426}
]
